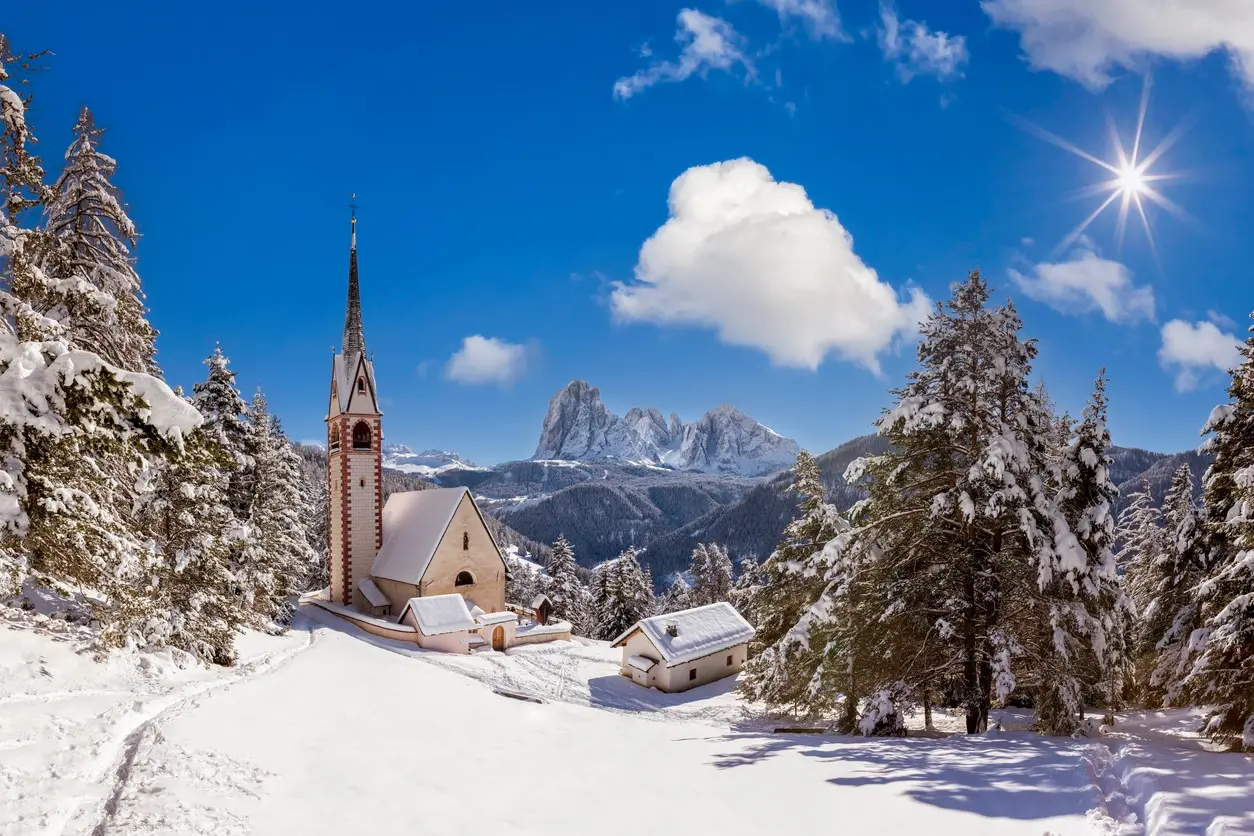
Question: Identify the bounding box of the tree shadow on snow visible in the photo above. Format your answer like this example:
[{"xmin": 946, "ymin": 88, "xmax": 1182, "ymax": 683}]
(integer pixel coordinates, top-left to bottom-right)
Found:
[{"xmin": 709, "ymin": 732, "xmax": 1101, "ymax": 822}]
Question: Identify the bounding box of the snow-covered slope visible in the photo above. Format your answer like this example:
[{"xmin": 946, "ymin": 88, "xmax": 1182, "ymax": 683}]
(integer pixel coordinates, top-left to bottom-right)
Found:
[
  {"xmin": 382, "ymin": 444, "xmax": 488, "ymax": 478},
  {"xmin": 533, "ymin": 380, "xmax": 799, "ymax": 476},
  {"xmin": 6, "ymin": 601, "xmax": 1254, "ymax": 836}
]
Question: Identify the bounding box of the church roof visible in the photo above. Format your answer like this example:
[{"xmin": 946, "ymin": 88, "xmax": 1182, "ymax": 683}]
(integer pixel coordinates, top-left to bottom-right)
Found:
[
  {"xmin": 370, "ymin": 487, "xmax": 502, "ymax": 586},
  {"xmin": 357, "ymin": 577, "xmax": 390, "ymax": 609}
]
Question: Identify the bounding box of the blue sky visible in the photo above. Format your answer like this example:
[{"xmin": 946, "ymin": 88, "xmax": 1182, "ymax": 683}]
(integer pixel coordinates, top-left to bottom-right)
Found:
[{"xmin": 7, "ymin": 1, "xmax": 1254, "ymax": 464}]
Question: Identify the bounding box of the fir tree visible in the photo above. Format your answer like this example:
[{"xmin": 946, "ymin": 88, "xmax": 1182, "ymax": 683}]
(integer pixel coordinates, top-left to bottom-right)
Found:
[
  {"xmin": 1116, "ymin": 479, "xmax": 1165, "ymax": 701},
  {"xmin": 688, "ymin": 542, "xmax": 734, "ymax": 607},
  {"xmin": 192, "ymin": 345, "xmax": 251, "ymax": 517},
  {"xmin": 544, "ymin": 535, "xmax": 590, "ymax": 634},
  {"xmin": 38, "ymin": 107, "xmax": 158, "ymax": 374},
  {"xmin": 1145, "ymin": 463, "xmax": 1204, "ymax": 705},
  {"xmin": 599, "ymin": 548, "xmax": 654, "ymax": 640},
  {"xmin": 588, "ymin": 558, "xmax": 617, "ymax": 639},
  {"xmin": 1183, "ymin": 313, "xmax": 1254, "ymax": 750},
  {"xmin": 657, "ymin": 574, "xmax": 692, "ymax": 615}
]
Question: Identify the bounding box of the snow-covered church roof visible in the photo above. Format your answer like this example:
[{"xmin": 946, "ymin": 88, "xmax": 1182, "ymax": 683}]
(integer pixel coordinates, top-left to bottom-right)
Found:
[
  {"xmin": 370, "ymin": 487, "xmax": 502, "ymax": 586},
  {"xmin": 610, "ymin": 602, "xmax": 754, "ymax": 667}
]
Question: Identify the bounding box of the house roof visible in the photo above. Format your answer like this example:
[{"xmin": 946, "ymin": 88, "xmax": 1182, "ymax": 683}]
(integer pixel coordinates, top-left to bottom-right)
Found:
[
  {"xmin": 609, "ymin": 602, "xmax": 754, "ymax": 667},
  {"xmin": 370, "ymin": 487, "xmax": 503, "ymax": 586},
  {"xmin": 530, "ymin": 593, "xmax": 551, "ymax": 609},
  {"xmin": 477, "ymin": 611, "xmax": 519, "ymax": 626},
  {"xmin": 357, "ymin": 577, "xmax": 390, "ymax": 609},
  {"xmin": 399, "ymin": 594, "xmax": 477, "ymax": 636}
]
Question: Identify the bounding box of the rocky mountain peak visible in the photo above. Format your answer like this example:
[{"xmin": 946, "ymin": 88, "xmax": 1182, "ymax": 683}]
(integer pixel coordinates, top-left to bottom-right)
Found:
[{"xmin": 530, "ymin": 380, "xmax": 798, "ymax": 476}]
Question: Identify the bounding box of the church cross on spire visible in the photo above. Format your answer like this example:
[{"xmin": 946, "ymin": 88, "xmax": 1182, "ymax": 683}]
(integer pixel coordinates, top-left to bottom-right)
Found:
[{"xmin": 343, "ymin": 194, "xmax": 365, "ymax": 358}]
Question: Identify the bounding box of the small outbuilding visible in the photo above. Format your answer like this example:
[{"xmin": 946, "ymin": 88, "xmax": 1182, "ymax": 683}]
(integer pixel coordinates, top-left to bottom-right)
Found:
[
  {"xmin": 399, "ymin": 594, "xmax": 477, "ymax": 654},
  {"xmin": 531, "ymin": 593, "xmax": 553, "ymax": 626},
  {"xmin": 357, "ymin": 577, "xmax": 392, "ymax": 618},
  {"xmin": 610, "ymin": 602, "xmax": 754, "ymax": 693}
]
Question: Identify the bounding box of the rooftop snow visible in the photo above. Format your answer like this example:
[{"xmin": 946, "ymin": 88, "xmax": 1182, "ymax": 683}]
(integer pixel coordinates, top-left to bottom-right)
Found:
[
  {"xmin": 627, "ymin": 655, "xmax": 657, "ymax": 672},
  {"xmin": 610, "ymin": 602, "xmax": 753, "ymax": 667},
  {"xmin": 371, "ymin": 488, "xmax": 497, "ymax": 585},
  {"xmin": 357, "ymin": 578, "xmax": 390, "ymax": 609},
  {"xmin": 477, "ymin": 611, "xmax": 519, "ymax": 626},
  {"xmin": 400, "ymin": 594, "xmax": 477, "ymax": 636}
]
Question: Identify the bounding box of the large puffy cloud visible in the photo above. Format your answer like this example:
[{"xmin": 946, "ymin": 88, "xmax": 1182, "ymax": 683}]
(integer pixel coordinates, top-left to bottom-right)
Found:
[
  {"xmin": 610, "ymin": 158, "xmax": 930, "ymax": 372},
  {"xmin": 444, "ymin": 336, "xmax": 531, "ymax": 386},
  {"xmin": 982, "ymin": 0, "xmax": 1254, "ymax": 92},
  {"xmin": 613, "ymin": 10, "xmax": 753, "ymax": 101},
  {"xmin": 878, "ymin": 1, "xmax": 969, "ymax": 82},
  {"xmin": 1009, "ymin": 249, "xmax": 1154, "ymax": 323},
  {"xmin": 1158, "ymin": 318, "xmax": 1243, "ymax": 391}
]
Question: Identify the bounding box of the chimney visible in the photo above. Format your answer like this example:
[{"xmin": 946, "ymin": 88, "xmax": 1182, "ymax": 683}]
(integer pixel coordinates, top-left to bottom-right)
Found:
[{"xmin": 665, "ymin": 622, "xmax": 678, "ymax": 637}]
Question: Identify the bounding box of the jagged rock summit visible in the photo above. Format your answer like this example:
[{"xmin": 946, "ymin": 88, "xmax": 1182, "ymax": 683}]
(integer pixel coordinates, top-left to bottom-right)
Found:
[{"xmin": 532, "ymin": 380, "xmax": 799, "ymax": 476}]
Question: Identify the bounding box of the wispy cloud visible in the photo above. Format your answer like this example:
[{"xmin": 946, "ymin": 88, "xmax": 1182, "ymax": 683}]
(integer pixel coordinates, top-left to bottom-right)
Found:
[
  {"xmin": 877, "ymin": 1, "xmax": 969, "ymax": 82},
  {"xmin": 753, "ymin": 0, "xmax": 848, "ymax": 42},
  {"xmin": 1009, "ymin": 248, "xmax": 1154, "ymax": 324},
  {"xmin": 614, "ymin": 9, "xmax": 754, "ymax": 100}
]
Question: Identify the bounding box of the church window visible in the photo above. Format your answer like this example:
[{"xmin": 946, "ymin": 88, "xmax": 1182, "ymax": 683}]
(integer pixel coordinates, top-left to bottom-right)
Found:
[
  {"xmin": 463, "ymin": 531, "xmax": 469, "ymax": 551},
  {"xmin": 455, "ymin": 571, "xmax": 474, "ymax": 587},
  {"xmin": 352, "ymin": 421, "xmax": 371, "ymax": 449},
  {"xmin": 359, "ymin": 478, "xmax": 365, "ymax": 487},
  {"xmin": 357, "ymin": 377, "xmax": 366, "ymax": 394}
]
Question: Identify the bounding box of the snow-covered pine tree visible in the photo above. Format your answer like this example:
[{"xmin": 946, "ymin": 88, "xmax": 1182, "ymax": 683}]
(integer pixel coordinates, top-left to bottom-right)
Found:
[
  {"xmin": 688, "ymin": 542, "xmax": 734, "ymax": 607},
  {"xmin": 141, "ymin": 416, "xmax": 247, "ymax": 665},
  {"xmin": 657, "ymin": 574, "xmax": 692, "ymax": 615},
  {"xmin": 544, "ymin": 535, "xmax": 590, "ymax": 634},
  {"xmin": 1182, "ymin": 313, "xmax": 1254, "ymax": 750},
  {"xmin": 1116, "ymin": 480, "xmax": 1164, "ymax": 700},
  {"xmin": 304, "ymin": 461, "xmax": 330, "ymax": 592},
  {"xmin": 191, "ymin": 345, "xmax": 252, "ymax": 518},
  {"xmin": 1145, "ymin": 463, "xmax": 1204, "ymax": 705},
  {"xmin": 587, "ymin": 557, "xmax": 616, "ymax": 639},
  {"xmin": 738, "ymin": 450, "xmax": 849, "ymax": 718},
  {"xmin": 38, "ymin": 106, "xmax": 158, "ymax": 374},
  {"xmin": 1034, "ymin": 370, "xmax": 1126, "ymax": 733},
  {"xmin": 503, "ymin": 547, "xmax": 539, "ymax": 608},
  {"xmin": 237, "ymin": 390, "xmax": 318, "ymax": 626},
  {"xmin": 600, "ymin": 548, "xmax": 654, "ymax": 640},
  {"xmin": 801, "ymin": 273, "xmax": 1057, "ymax": 734}
]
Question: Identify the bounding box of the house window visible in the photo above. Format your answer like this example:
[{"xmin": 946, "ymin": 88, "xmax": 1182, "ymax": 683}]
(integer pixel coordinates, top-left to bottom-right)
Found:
[
  {"xmin": 689, "ymin": 669, "xmax": 697, "ymax": 681},
  {"xmin": 455, "ymin": 571, "xmax": 474, "ymax": 587},
  {"xmin": 463, "ymin": 531, "xmax": 469, "ymax": 551},
  {"xmin": 352, "ymin": 421, "xmax": 371, "ymax": 450},
  {"xmin": 357, "ymin": 377, "xmax": 366, "ymax": 394},
  {"xmin": 727, "ymin": 655, "xmax": 733, "ymax": 666}
]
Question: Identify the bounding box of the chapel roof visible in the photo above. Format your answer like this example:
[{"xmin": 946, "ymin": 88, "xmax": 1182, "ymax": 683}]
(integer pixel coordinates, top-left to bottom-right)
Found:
[{"xmin": 370, "ymin": 487, "xmax": 503, "ymax": 586}]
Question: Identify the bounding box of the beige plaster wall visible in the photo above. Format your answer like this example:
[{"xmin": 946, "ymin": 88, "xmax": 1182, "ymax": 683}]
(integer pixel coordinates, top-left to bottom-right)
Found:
[
  {"xmin": 372, "ymin": 578, "xmax": 419, "ymax": 614},
  {"xmin": 420, "ymin": 495, "xmax": 506, "ymax": 612},
  {"xmin": 655, "ymin": 642, "xmax": 748, "ymax": 693},
  {"xmin": 512, "ymin": 630, "xmax": 571, "ymax": 647},
  {"xmin": 399, "ymin": 608, "xmax": 471, "ymax": 653}
]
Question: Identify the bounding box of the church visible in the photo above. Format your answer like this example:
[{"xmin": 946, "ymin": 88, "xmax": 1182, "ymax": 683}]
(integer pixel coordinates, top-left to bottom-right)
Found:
[{"xmin": 316, "ymin": 209, "xmax": 569, "ymax": 653}]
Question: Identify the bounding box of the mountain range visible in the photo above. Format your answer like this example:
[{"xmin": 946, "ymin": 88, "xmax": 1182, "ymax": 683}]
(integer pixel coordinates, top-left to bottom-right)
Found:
[{"xmin": 357, "ymin": 380, "xmax": 1212, "ymax": 588}]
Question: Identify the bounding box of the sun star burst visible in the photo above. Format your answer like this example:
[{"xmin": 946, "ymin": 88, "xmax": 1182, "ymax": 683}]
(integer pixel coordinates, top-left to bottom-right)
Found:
[{"xmin": 1013, "ymin": 75, "xmax": 1192, "ymax": 260}]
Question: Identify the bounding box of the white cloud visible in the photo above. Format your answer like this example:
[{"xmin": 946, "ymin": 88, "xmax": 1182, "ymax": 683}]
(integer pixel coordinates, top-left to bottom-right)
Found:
[
  {"xmin": 1207, "ymin": 309, "xmax": 1237, "ymax": 330},
  {"xmin": 614, "ymin": 9, "xmax": 754, "ymax": 100},
  {"xmin": 754, "ymin": 0, "xmax": 848, "ymax": 41},
  {"xmin": 1158, "ymin": 319, "xmax": 1243, "ymax": 391},
  {"xmin": 609, "ymin": 157, "xmax": 931, "ymax": 372},
  {"xmin": 1009, "ymin": 248, "xmax": 1154, "ymax": 323},
  {"xmin": 878, "ymin": 1, "xmax": 969, "ymax": 82},
  {"xmin": 982, "ymin": 0, "xmax": 1254, "ymax": 92},
  {"xmin": 444, "ymin": 336, "xmax": 531, "ymax": 386}
]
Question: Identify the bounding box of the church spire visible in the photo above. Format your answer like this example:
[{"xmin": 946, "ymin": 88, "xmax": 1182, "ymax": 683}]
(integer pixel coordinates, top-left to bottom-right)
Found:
[{"xmin": 343, "ymin": 195, "xmax": 365, "ymax": 358}]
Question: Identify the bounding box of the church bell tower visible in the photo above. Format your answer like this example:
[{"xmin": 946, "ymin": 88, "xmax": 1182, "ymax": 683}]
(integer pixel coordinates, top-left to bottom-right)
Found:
[{"xmin": 327, "ymin": 201, "xmax": 383, "ymax": 610}]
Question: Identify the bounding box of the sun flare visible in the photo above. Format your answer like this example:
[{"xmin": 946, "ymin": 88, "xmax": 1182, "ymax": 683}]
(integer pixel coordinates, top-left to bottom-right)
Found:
[{"xmin": 1013, "ymin": 75, "xmax": 1192, "ymax": 259}]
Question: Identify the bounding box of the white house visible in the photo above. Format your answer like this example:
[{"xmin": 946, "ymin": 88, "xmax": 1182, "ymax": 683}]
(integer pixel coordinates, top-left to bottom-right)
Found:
[
  {"xmin": 399, "ymin": 594, "xmax": 478, "ymax": 654},
  {"xmin": 610, "ymin": 602, "xmax": 755, "ymax": 693}
]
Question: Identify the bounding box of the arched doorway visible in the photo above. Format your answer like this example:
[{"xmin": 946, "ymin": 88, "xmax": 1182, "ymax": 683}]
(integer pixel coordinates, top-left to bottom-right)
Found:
[{"xmin": 491, "ymin": 626, "xmax": 505, "ymax": 651}]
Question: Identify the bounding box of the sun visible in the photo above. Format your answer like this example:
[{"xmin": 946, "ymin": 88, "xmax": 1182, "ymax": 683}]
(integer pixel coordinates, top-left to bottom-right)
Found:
[{"xmin": 1012, "ymin": 75, "xmax": 1192, "ymax": 259}]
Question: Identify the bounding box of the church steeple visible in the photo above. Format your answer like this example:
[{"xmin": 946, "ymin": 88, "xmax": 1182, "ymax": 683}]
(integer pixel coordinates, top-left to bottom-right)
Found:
[{"xmin": 343, "ymin": 196, "xmax": 365, "ymax": 358}]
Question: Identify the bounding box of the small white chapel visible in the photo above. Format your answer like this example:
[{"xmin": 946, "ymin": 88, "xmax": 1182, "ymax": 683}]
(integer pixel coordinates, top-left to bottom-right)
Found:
[{"xmin": 312, "ymin": 209, "xmax": 569, "ymax": 654}]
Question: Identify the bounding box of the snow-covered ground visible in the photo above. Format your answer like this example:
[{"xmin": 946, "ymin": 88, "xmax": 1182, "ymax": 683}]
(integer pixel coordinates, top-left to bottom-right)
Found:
[{"xmin": 4, "ymin": 601, "xmax": 1253, "ymax": 836}]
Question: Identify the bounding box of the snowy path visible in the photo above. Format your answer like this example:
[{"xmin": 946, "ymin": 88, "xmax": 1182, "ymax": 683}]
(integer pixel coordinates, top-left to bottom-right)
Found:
[{"xmin": 0, "ymin": 612, "xmax": 314, "ymax": 836}]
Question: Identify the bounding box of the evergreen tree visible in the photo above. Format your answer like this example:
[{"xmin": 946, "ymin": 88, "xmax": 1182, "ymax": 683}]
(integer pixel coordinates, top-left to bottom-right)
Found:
[
  {"xmin": 191, "ymin": 345, "xmax": 251, "ymax": 517},
  {"xmin": 38, "ymin": 107, "xmax": 158, "ymax": 373},
  {"xmin": 588, "ymin": 558, "xmax": 617, "ymax": 639},
  {"xmin": 544, "ymin": 535, "xmax": 590, "ymax": 634},
  {"xmin": 237, "ymin": 390, "xmax": 318, "ymax": 626},
  {"xmin": 657, "ymin": 574, "xmax": 692, "ymax": 615},
  {"xmin": 1145, "ymin": 464, "xmax": 1204, "ymax": 705},
  {"xmin": 738, "ymin": 450, "xmax": 850, "ymax": 718},
  {"xmin": 1116, "ymin": 479, "xmax": 1165, "ymax": 702},
  {"xmin": 599, "ymin": 548, "xmax": 654, "ymax": 640},
  {"xmin": 1183, "ymin": 314, "xmax": 1254, "ymax": 750},
  {"xmin": 688, "ymin": 542, "xmax": 734, "ymax": 607}
]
